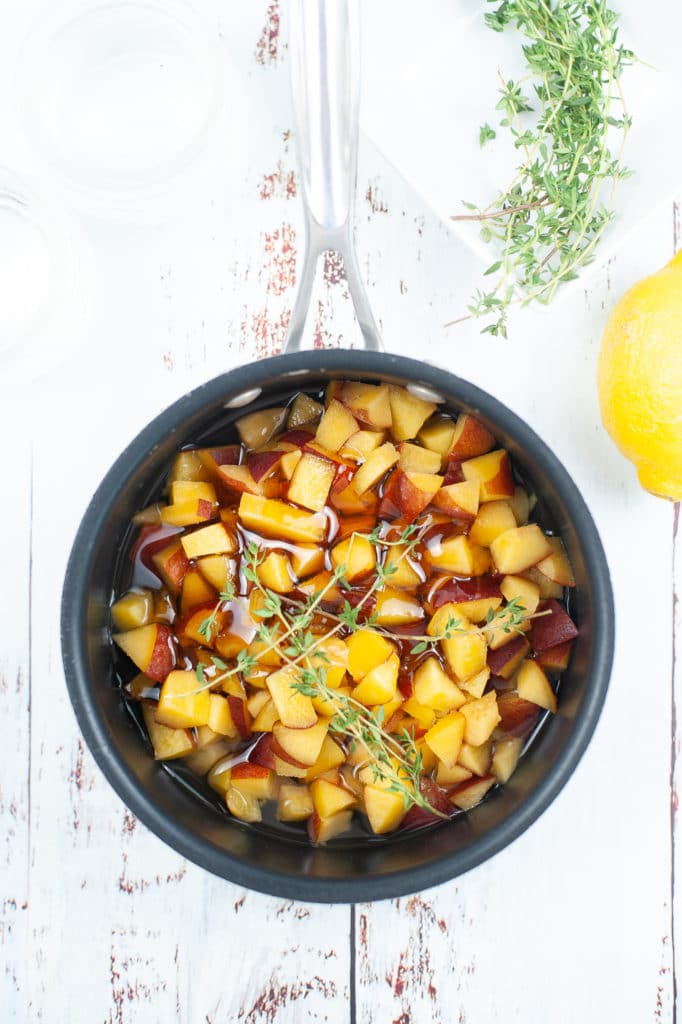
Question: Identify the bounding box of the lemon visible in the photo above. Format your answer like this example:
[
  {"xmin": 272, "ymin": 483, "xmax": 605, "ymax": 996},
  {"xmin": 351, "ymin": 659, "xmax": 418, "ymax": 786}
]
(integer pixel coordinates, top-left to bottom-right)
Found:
[{"xmin": 597, "ymin": 250, "xmax": 682, "ymax": 501}]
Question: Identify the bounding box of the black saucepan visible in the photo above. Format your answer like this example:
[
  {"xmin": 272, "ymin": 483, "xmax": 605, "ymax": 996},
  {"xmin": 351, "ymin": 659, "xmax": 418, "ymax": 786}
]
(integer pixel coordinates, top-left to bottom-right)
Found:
[{"xmin": 61, "ymin": 348, "xmax": 614, "ymax": 902}]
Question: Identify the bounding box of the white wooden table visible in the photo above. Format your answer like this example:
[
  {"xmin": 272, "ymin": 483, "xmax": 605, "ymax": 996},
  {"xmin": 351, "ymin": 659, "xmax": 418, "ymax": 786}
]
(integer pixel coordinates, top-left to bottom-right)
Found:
[{"xmin": 1, "ymin": 2, "xmax": 680, "ymax": 1021}]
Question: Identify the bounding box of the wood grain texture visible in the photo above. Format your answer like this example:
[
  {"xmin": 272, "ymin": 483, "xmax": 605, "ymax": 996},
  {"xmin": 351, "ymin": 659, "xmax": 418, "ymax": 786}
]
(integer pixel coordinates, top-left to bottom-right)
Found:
[{"xmin": 0, "ymin": 1, "xmax": 680, "ymax": 1021}]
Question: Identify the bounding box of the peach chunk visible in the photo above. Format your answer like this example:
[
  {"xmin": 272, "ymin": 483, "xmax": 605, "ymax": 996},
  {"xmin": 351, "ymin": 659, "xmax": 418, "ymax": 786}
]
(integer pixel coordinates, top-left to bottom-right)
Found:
[
  {"xmin": 469, "ymin": 500, "xmax": 517, "ymax": 547},
  {"xmin": 489, "ymin": 524, "xmax": 552, "ymax": 574},
  {"xmin": 311, "ymin": 778, "xmax": 357, "ymax": 817},
  {"xmin": 398, "ymin": 442, "xmax": 442, "ymax": 474},
  {"xmin": 449, "ymin": 414, "xmax": 496, "ymax": 459},
  {"xmin": 449, "ymin": 774, "xmax": 496, "ymax": 811},
  {"xmin": 169, "ymin": 449, "xmax": 209, "ymax": 483},
  {"xmin": 287, "ymin": 452, "xmax": 337, "ymax": 512},
  {"xmin": 238, "ymin": 493, "xmax": 327, "ymax": 544},
  {"xmin": 218, "ymin": 464, "xmax": 279, "ymax": 497},
  {"xmin": 442, "ymin": 630, "xmax": 488, "ymax": 682},
  {"xmin": 352, "ymin": 653, "xmax": 400, "ymax": 705},
  {"xmin": 458, "ymin": 667, "xmax": 491, "ymax": 699},
  {"xmin": 277, "ymin": 782, "xmax": 314, "ymax": 822},
  {"xmin": 433, "ymin": 480, "xmax": 480, "ymax": 521},
  {"xmin": 462, "ymin": 449, "xmax": 515, "ymax": 501},
  {"xmin": 516, "ymin": 659, "xmax": 557, "ymax": 713},
  {"xmin": 141, "ymin": 705, "xmax": 194, "ymax": 760},
  {"xmin": 413, "ymin": 657, "xmax": 466, "ymax": 711},
  {"xmin": 111, "ymin": 588, "xmax": 154, "ymax": 631},
  {"xmin": 287, "ymin": 393, "xmax": 323, "ymax": 429},
  {"xmin": 180, "ymin": 522, "xmax": 237, "ymax": 560},
  {"xmin": 373, "ymin": 589, "xmax": 423, "ymax": 626},
  {"xmin": 384, "ymin": 544, "xmax": 423, "ymax": 589},
  {"xmin": 226, "ymin": 787, "xmax": 262, "ymax": 822},
  {"xmin": 457, "ymin": 740, "xmax": 493, "ymax": 776},
  {"xmin": 393, "ymin": 470, "xmax": 444, "ymax": 522},
  {"xmin": 346, "ymin": 629, "xmax": 395, "ymax": 680},
  {"xmin": 424, "ymin": 711, "xmax": 466, "ymax": 768},
  {"xmin": 207, "ymin": 694, "xmax": 239, "ymax": 738},
  {"xmin": 426, "ymin": 535, "xmax": 477, "ymax": 575},
  {"xmin": 340, "ymin": 381, "xmax": 392, "ymax": 429},
  {"xmin": 230, "ymin": 763, "xmax": 279, "ymax": 800},
  {"xmin": 155, "ymin": 670, "xmax": 210, "ymax": 729},
  {"xmin": 418, "ymin": 415, "xmax": 457, "ymax": 463},
  {"xmin": 530, "ymin": 599, "xmax": 578, "ymax": 652},
  {"xmin": 257, "ymin": 551, "xmax": 295, "ymax": 594},
  {"xmin": 388, "ymin": 385, "xmax": 437, "ymax": 441},
  {"xmin": 492, "ymin": 737, "xmax": 524, "ymax": 783},
  {"xmin": 303, "ymin": 735, "xmax": 347, "ymax": 782},
  {"xmin": 352, "ymin": 443, "xmax": 400, "ymax": 494},
  {"xmin": 273, "ymin": 720, "xmax": 329, "ymax": 766},
  {"xmin": 340, "ymin": 429, "xmax": 385, "ymax": 461},
  {"xmin": 499, "ymin": 574, "xmax": 540, "ymax": 616},
  {"xmin": 113, "ymin": 623, "xmax": 175, "ymax": 682},
  {"xmin": 307, "ymin": 810, "xmax": 353, "ymax": 843},
  {"xmin": 315, "ymin": 398, "xmax": 359, "ymax": 452},
  {"xmin": 363, "ymin": 786, "xmax": 406, "ymax": 834},
  {"xmin": 196, "ymin": 554, "xmax": 235, "ymax": 592},
  {"xmin": 486, "ymin": 635, "xmax": 531, "ymax": 679},
  {"xmin": 266, "ymin": 666, "xmax": 318, "ymax": 729},
  {"xmin": 180, "ymin": 569, "xmax": 216, "ymax": 612},
  {"xmin": 331, "ymin": 533, "xmax": 376, "ymax": 582},
  {"xmin": 236, "ymin": 406, "xmax": 286, "ymax": 449},
  {"xmin": 151, "ymin": 538, "xmax": 190, "ymax": 595},
  {"xmin": 535, "ymin": 537, "xmax": 576, "ymax": 587},
  {"xmin": 459, "ymin": 691, "xmax": 501, "ymax": 746}
]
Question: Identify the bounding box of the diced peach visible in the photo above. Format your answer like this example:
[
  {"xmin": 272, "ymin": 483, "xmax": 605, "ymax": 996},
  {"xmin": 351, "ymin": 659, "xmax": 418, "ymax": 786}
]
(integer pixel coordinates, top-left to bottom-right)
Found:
[
  {"xmin": 170, "ymin": 481, "xmax": 217, "ymax": 505},
  {"xmin": 426, "ymin": 534, "xmax": 476, "ymax": 575},
  {"xmin": 508, "ymin": 485, "xmax": 531, "ymax": 525},
  {"xmin": 314, "ymin": 398, "xmax": 359, "ymax": 452},
  {"xmin": 289, "ymin": 545, "xmax": 325, "ymax": 579},
  {"xmin": 469, "ymin": 500, "xmax": 517, "ymax": 547},
  {"xmin": 207, "ymin": 694, "xmax": 239, "ymax": 737},
  {"xmin": 330, "ymin": 482, "xmax": 379, "ymax": 516},
  {"xmin": 432, "ymin": 480, "xmax": 480, "ymax": 521},
  {"xmin": 402, "ymin": 697, "xmax": 436, "ymax": 730},
  {"xmin": 516, "ymin": 659, "xmax": 557, "ymax": 713},
  {"xmin": 276, "ymin": 781, "xmax": 314, "ymax": 821},
  {"xmin": 287, "ymin": 393, "xmax": 324, "ymax": 429},
  {"xmin": 457, "ymin": 740, "xmax": 492, "ymax": 776},
  {"xmin": 492, "ymin": 737, "xmax": 524, "ymax": 783},
  {"xmin": 374, "ymin": 589, "xmax": 423, "ymax": 626},
  {"xmin": 226, "ymin": 786, "xmax": 262, "ymax": 822},
  {"xmin": 151, "ymin": 538, "xmax": 190, "ymax": 595},
  {"xmin": 169, "ymin": 449, "xmax": 209, "ymax": 483},
  {"xmin": 397, "ymin": 442, "xmax": 441, "ymax": 474},
  {"xmin": 196, "ymin": 554, "xmax": 235, "ymax": 592},
  {"xmin": 206, "ymin": 756, "xmax": 233, "ymax": 796},
  {"xmin": 424, "ymin": 711, "xmax": 466, "ymax": 768},
  {"xmin": 330, "ymin": 533, "xmax": 376, "ymax": 582},
  {"xmin": 346, "ymin": 629, "xmax": 395, "ymax": 680},
  {"xmin": 252, "ymin": 697, "xmax": 279, "ymax": 732},
  {"xmin": 443, "ymin": 454, "xmax": 465, "ymax": 485},
  {"xmin": 196, "ymin": 446, "xmax": 241, "ymax": 481},
  {"xmin": 160, "ymin": 499, "xmax": 216, "ymax": 527},
  {"xmin": 536, "ymin": 640, "xmax": 573, "ymax": 674},
  {"xmin": 536, "ymin": 537, "xmax": 575, "ymax": 587},
  {"xmin": 499, "ymin": 574, "xmax": 540, "ymax": 616},
  {"xmin": 141, "ymin": 704, "xmax": 194, "ymax": 760},
  {"xmin": 392, "ymin": 470, "xmax": 443, "ymax": 522},
  {"xmin": 307, "ymin": 809, "xmax": 353, "ymax": 843},
  {"xmin": 229, "ymin": 762, "xmax": 278, "ymax": 800},
  {"xmin": 449, "ymin": 774, "xmax": 496, "ymax": 811},
  {"xmin": 273, "ymin": 754, "xmax": 308, "ymax": 779},
  {"xmin": 413, "ymin": 657, "xmax": 466, "ymax": 711},
  {"xmin": 238, "ymin": 494, "xmax": 327, "ymax": 544},
  {"xmin": 180, "ymin": 569, "xmax": 216, "ymax": 612},
  {"xmin": 352, "ymin": 653, "xmax": 400, "ymax": 705},
  {"xmin": 272, "ymin": 720, "xmax": 329, "ymax": 766},
  {"xmin": 487, "ymin": 635, "xmax": 531, "ymax": 678},
  {"xmin": 418, "ymin": 415, "xmax": 457, "ymax": 463},
  {"xmin": 256, "ymin": 551, "xmax": 294, "ymax": 594},
  {"xmin": 236, "ymin": 406, "xmax": 286, "ymax": 449},
  {"xmin": 217, "ymin": 463, "xmax": 280, "ymax": 497},
  {"xmin": 443, "ymin": 630, "xmax": 488, "ymax": 682},
  {"xmin": 363, "ymin": 786, "xmax": 406, "ymax": 834},
  {"xmin": 450, "ymin": 414, "xmax": 496, "ymax": 459},
  {"xmin": 352, "ymin": 443, "xmax": 399, "ymax": 494},
  {"xmin": 530, "ymin": 600, "xmax": 578, "ymax": 652},
  {"xmin": 388, "ymin": 385, "xmax": 437, "ymax": 441},
  {"xmin": 111, "ymin": 588, "xmax": 154, "ymax": 631},
  {"xmin": 246, "ymin": 449, "xmax": 286, "ymax": 483},
  {"xmin": 113, "ymin": 623, "xmax": 176, "ymax": 682},
  {"xmin": 435, "ymin": 761, "xmax": 473, "ymax": 787},
  {"xmin": 490, "ymin": 524, "xmax": 553, "ymax": 574},
  {"xmin": 155, "ymin": 670, "xmax": 210, "ymax": 728},
  {"xmin": 287, "ymin": 452, "xmax": 337, "ymax": 512},
  {"xmin": 496, "ymin": 692, "xmax": 540, "ymax": 737},
  {"xmin": 311, "ymin": 778, "xmax": 357, "ymax": 817},
  {"xmin": 340, "ymin": 381, "xmax": 392, "ymax": 429},
  {"xmin": 266, "ymin": 666, "xmax": 318, "ymax": 729},
  {"xmin": 304, "ymin": 735, "xmax": 347, "ymax": 781},
  {"xmin": 524, "ymin": 565, "xmax": 564, "ymax": 600},
  {"xmin": 340, "ymin": 430, "xmax": 385, "ymax": 461},
  {"xmin": 462, "ymin": 449, "xmax": 515, "ymax": 501},
  {"xmin": 246, "ymin": 689, "xmax": 271, "ymax": 718},
  {"xmin": 180, "ymin": 522, "xmax": 237, "ymax": 560},
  {"xmin": 460, "ymin": 691, "xmax": 501, "ymax": 746},
  {"xmin": 280, "ymin": 448, "xmax": 302, "ymax": 480},
  {"xmin": 384, "ymin": 544, "xmax": 423, "ymax": 589},
  {"xmin": 458, "ymin": 667, "xmax": 491, "ymax": 699}
]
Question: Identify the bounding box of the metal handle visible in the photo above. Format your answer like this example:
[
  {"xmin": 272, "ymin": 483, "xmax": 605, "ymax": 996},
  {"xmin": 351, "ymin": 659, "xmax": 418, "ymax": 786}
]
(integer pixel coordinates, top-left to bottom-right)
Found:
[{"xmin": 283, "ymin": 0, "xmax": 382, "ymax": 353}]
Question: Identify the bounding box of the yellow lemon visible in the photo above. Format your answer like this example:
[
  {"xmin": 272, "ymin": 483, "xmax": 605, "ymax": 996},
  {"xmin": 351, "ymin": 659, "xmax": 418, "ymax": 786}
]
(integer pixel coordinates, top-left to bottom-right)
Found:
[{"xmin": 598, "ymin": 250, "xmax": 682, "ymax": 500}]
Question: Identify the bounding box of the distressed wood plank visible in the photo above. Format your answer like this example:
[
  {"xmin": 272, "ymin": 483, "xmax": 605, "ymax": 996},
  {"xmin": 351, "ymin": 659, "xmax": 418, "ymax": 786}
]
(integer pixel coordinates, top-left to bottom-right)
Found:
[{"xmin": 0, "ymin": 426, "xmax": 32, "ymax": 1021}]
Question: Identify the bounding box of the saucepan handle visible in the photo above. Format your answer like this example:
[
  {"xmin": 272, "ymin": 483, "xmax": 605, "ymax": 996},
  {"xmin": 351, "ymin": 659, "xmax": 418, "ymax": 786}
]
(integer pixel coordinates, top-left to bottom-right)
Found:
[{"xmin": 284, "ymin": 0, "xmax": 383, "ymax": 353}]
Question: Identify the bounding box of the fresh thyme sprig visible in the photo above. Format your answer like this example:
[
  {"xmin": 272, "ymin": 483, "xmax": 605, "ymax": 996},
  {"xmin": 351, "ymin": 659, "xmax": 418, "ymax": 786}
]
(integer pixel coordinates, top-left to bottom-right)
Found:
[
  {"xmin": 451, "ymin": 0, "xmax": 635, "ymax": 336},
  {"xmin": 197, "ymin": 582, "xmax": 237, "ymax": 642},
  {"xmin": 410, "ymin": 596, "xmax": 533, "ymax": 655}
]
